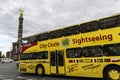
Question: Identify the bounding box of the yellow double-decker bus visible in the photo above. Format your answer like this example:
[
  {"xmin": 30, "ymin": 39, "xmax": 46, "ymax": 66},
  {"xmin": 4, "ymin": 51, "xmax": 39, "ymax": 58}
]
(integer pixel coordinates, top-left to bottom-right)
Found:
[{"xmin": 18, "ymin": 14, "xmax": 120, "ymax": 80}]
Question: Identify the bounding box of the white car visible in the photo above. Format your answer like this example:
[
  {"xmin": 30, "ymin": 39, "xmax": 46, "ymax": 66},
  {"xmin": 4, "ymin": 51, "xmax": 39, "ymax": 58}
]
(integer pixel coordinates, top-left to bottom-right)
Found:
[{"xmin": 1, "ymin": 58, "xmax": 14, "ymax": 63}]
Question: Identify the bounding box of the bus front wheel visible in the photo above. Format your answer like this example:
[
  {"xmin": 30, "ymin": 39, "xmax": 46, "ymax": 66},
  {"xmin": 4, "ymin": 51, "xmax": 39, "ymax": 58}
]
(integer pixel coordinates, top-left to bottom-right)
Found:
[
  {"xmin": 103, "ymin": 66, "xmax": 120, "ymax": 80},
  {"xmin": 36, "ymin": 65, "xmax": 45, "ymax": 76}
]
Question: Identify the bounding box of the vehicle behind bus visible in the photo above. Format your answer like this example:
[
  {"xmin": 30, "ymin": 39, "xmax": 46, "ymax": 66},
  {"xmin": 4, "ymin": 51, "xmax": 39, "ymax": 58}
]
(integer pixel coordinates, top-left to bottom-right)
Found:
[{"xmin": 1, "ymin": 58, "xmax": 14, "ymax": 63}]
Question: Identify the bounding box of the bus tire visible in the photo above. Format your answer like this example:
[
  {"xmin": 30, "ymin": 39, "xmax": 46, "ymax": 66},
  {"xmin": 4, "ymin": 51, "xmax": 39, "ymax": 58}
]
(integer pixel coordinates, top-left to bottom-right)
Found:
[
  {"xmin": 36, "ymin": 65, "xmax": 45, "ymax": 76},
  {"xmin": 103, "ymin": 65, "xmax": 120, "ymax": 80}
]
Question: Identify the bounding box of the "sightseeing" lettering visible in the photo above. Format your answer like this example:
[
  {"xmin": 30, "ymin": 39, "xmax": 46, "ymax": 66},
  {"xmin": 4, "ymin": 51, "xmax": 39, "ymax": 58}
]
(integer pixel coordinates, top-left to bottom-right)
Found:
[{"xmin": 72, "ymin": 34, "xmax": 113, "ymax": 45}]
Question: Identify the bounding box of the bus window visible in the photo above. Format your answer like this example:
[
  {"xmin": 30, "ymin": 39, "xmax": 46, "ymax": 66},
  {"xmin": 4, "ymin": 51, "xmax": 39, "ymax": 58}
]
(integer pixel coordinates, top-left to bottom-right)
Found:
[
  {"xmin": 89, "ymin": 21, "xmax": 99, "ymax": 31},
  {"xmin": 90, "ymin": 46, "xmax": 103, "ymax": 57},
  {"xmin": 80, "ymin": 20, "xmax": 99, "ymax": 33},
  {"xmin": 20, "ymin": 54, "xmax": 29, "ymax": 60},
  {"xmin": 58, "ymin": 51, "xmax": 64, "ymax": 66},
  {"xmin": 37, "ymin": 32, "xmax": 49, "ymax": 41},
  {"xmin": 69, "ymin": 25, "xmax": 81, "ymax": 34},
  {"xmin": 63, "ymin": 27, "xmax": 73, "ymax": 36},
  {"xmin": 49, "ymin": 29, "xmax": 62, "ymax": 39},
  {"xmin": 29, "ymin": 36, "xmax": 37, "ymax": 43},
  {"xmin": 66, "ymin": 48, "xmax": 82, "ymax": 58},
  {"xmin": 103, "ymin": 44, "xmax": 120, "ymax": 56},
  {"xmin": 29, "ymin": 52, "xmax": 37, "ymax": 60},
  {"xmin": 83, "ymin": 46, "xmax": 103, "ymax": 57},
  {"xmin": 82, "ymin": 49, "xmax": 90, "ymax": 57},
  {"xmin": 37, "ymin": 51, "xmax": 48, "ymax": 59},
  {"xmin": 99, "ymin": 16, "xmax": 116, "ymax": 29},
  {"xmin": 50, "ymin": 52, "xmax": 56, "ymax": 66},
  {"xmin": 116, "ymin": 15, "xmax": 120, "ymax": 25}
]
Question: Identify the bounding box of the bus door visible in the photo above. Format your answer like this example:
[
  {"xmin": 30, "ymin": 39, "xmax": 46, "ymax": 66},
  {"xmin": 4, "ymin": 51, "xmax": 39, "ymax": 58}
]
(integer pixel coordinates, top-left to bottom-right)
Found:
[{"xmin": 50, "ymin": 50, "xmax": 65, "ymax": 75}]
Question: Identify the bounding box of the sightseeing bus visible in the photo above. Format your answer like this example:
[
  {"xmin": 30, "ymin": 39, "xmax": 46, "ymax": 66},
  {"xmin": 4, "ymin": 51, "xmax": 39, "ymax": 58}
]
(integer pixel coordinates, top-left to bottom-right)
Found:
[{"xmin": 18, "ymin": 14, "xmax": 120, "ymax": 80}]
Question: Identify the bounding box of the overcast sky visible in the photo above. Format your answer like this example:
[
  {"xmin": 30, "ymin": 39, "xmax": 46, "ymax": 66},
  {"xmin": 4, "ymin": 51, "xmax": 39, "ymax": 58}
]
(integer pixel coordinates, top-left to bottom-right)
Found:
[{"xmin": 0, "ymin": 0, "xmax": 120, "ymax": 54}]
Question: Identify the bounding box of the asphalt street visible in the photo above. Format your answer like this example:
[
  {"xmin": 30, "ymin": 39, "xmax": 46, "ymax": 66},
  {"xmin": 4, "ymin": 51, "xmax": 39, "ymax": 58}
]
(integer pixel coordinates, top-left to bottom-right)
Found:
[{"xmin": 0, "ymin": 62, "xmax": 102, "ymax": 80}]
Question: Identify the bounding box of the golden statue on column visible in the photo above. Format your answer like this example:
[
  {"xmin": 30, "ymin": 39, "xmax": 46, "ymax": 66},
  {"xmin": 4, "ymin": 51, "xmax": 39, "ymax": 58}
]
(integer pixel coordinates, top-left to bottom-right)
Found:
[{"xmin": 20, "ymin": 9, "xmax": 23, "ymax": 17}]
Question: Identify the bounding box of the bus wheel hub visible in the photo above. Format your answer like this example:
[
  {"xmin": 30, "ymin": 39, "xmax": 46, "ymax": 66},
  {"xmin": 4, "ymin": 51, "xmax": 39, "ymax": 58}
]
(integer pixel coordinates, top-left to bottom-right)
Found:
[
  {"xmin": 38, "ymin": 68, "xmax": 42, "ymax": 74},
  {"xmin": 108, "ymin": 69, "xmax": 120, "ymax": 79}
]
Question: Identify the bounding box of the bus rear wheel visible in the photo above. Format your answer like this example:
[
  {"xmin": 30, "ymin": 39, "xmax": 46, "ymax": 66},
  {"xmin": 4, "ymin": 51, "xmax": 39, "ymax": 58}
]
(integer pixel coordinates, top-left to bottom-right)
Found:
[
  {"xmin": 36, "ymin": 65, "xmax": 45, "ymax": 76},
  {"xmin": 104, "ymin": 66, "xmax": 120, "ymax": 80}
]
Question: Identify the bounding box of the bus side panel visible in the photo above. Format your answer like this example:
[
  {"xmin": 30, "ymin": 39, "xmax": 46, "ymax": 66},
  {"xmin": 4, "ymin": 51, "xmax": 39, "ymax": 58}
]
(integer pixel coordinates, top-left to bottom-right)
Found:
[{"xmin": 64, "ymin": 56, "xmax": 103, "ymax": 78}]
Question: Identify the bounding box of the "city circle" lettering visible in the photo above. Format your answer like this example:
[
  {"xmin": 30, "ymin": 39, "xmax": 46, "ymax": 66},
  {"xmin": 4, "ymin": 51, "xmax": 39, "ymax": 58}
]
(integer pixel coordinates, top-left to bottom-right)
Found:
[{"xmin": 39, "ymin": 42, "xmax": 60, "ymax": 49}]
